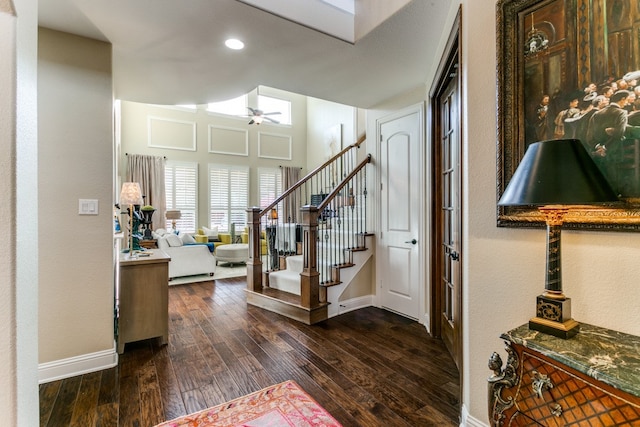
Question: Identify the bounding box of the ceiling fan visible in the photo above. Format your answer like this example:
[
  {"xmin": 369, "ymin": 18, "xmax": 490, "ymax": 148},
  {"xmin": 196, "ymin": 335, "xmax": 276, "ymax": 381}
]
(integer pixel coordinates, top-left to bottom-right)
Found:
[{"xmin": 246, "ymin": 107, "xmax": 281, "ymax": 125}]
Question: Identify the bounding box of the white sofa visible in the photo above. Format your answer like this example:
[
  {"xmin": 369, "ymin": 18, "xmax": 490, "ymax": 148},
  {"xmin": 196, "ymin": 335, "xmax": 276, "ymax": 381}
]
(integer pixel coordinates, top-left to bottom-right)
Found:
[{"xmin": 155, "ymin": 231, "xmax": 217, "ymax": 280}]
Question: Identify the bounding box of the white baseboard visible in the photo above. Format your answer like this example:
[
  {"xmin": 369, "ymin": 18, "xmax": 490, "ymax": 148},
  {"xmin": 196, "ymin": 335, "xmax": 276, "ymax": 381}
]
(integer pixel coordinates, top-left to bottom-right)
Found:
[
  {"xmin": 38, "ymin": 344, "xmax": 118, "ymax": 384},
  {"xmin": 331, "ymin": 295, "xmax": 373, "ymax": 317},
  {"xmin": 460, "ymin": 404, "xmax": 489, "ymax": 427},
  {"xmin": 422, "ymin": 312, "xmax": 431, "ymax": 334}
]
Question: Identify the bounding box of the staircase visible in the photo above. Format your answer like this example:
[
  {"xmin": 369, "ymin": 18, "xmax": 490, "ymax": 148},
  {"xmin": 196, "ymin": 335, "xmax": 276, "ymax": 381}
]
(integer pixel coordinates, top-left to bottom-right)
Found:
[
  {"xmin": 245, "ymin": 135, "xmax": 373, "ymax": 324},
  {"xmin": 268, "ymin": 206, "xmax": 375, "ymax": 317}
]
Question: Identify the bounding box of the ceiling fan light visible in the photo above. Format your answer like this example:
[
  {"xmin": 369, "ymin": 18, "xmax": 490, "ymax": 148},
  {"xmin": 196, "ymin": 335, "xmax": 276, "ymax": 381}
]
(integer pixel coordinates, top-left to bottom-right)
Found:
[
  {"xmin": 225, "ymin": 38, "xmax": 244, "ymax": 50},
  {"xmin": 253, "ymin": 116, "xmax": 263, "ymax": 124}
]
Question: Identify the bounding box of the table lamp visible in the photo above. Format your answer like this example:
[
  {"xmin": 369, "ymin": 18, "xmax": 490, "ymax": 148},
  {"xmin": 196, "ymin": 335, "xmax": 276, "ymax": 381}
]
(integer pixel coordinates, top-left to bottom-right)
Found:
[
  {"xmin": 120, "ymin": 182, "xmax": 143, "ymax": 259},
  {"xmin": 498, "ymin": 139, "xmax": 618, "ymax": 338},
  {"xmin": 270, "ymin": 208, "xmax": 278, "ymax": 225},
  {"xmin": 166, "ymin": 210, "xmax": 181, "ymax": 232}
]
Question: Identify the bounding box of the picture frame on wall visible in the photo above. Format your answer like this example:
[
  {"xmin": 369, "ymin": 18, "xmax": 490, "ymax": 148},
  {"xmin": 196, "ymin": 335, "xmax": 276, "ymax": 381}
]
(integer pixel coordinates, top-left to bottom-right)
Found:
[{"xmin": 496, "ymin": 0, "xmax": 640, "ymax": 231}]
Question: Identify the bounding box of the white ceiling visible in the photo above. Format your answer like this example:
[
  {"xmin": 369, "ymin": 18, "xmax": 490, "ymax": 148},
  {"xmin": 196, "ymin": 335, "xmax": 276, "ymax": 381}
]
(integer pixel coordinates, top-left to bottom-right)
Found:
[{"xmin": 38, "ymin": 0, "xmax": 452, "ymax": 108}]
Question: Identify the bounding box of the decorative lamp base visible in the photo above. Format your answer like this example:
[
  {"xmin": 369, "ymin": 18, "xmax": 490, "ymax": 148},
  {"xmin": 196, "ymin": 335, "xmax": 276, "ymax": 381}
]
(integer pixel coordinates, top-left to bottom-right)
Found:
[{"xmin": 529, "ymin": 294, "xmax": 580, "ymax": 339}]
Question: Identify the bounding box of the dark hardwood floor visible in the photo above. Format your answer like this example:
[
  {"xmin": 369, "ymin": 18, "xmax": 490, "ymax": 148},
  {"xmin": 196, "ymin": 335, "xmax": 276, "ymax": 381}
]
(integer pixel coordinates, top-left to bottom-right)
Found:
[{"xmin": 40, "ymin": 276, "xmax": 460, "ymax": 426}]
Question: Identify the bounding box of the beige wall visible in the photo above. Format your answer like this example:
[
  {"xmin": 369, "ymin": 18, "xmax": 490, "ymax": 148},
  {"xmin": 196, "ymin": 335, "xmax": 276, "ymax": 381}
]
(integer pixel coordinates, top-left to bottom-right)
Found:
[
  {"xmin": 306, "ymin": 97, "xmax": 358, "ymax": 170},
  {"xmin": 2, "ymin": 0, "xmax": 40, "ymax": 423},
  {"xmin": 463, "ymin": 0, "xmax": 640, "ymax": 422},
  {"xmin": 38, "ymin": 29, "xmax": 115, "ymax": 364}
]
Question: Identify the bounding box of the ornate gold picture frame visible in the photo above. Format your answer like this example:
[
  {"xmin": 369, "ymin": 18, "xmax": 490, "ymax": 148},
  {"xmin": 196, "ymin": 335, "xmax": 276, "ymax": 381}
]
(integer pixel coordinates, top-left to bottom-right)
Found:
[{"xmin": 496, "ymin": 0, "xmax": 640, "ymax": 231}]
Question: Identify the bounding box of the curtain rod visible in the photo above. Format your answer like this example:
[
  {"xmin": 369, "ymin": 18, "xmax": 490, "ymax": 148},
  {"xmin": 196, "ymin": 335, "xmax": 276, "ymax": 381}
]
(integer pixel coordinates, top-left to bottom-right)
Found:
[
  {"xmin": 125, "ymin": 153, "xmax": 166, "ymax": 159},
  {"xmin": 279, "ymin": 165, "xmax": 303, "ymax": 169}
]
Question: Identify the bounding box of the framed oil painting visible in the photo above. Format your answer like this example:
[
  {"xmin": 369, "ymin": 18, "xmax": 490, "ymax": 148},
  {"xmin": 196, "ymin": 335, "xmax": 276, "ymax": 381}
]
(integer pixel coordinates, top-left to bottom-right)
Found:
[{"xmin": 496, "ymin": 0, "xmax": 640, "ymax": 230}]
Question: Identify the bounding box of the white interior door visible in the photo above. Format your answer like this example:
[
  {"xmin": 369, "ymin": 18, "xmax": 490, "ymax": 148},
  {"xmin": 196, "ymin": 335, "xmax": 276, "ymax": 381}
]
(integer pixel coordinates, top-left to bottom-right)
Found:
[{"xmin": 378, "ymin": 107, "xmax": 423, "ymax": 319}]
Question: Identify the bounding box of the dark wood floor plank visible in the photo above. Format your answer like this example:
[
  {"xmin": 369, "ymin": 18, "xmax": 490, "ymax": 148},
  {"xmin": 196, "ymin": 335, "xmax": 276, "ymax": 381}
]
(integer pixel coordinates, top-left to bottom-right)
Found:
[
  {"xmin": 40, "ymin": 276, "xmax": 460, "ymax": 426},
  {"xmin": 181, "ymin": 387, "xmax": 209, "ymax": 415},
  {"xmin": 39, "ymin": 380, "xmax": 60, "ymax": 427},
  {"xmin": 95, "ymin": 402, "xmax": 117, "ymax": 427},
  {"xmin": 171, "ymin": 349, "xmax": 215, "ymax": 392},
  {"xmin": 46, "ymin": 376, "xmax": 81, "ymax": 427},
  {"xmin": 244, "ymin": 308, "xmax": 398, "ymax": 427},
  {"xmin": 277, "ymin": 327, "xmax": 430, "ymax": 426},
  {"xmin": 152, "ymin": 345, "xmax": 187, "ymax": 422},
  {"xmin": 211, "ymin": 340, "xmax": 261, "ymax": 397},
  {"xmin": 69, "ymin": 371, "xmax": 101, "ymax": 427},
  {"xmin": 95, "ymin": 367, "xmax": 118, "ymax": 427},
  {"xmin": 196, "ymin": 380, "xmax": 227, "ymax": 407},
  {"xmin": 117, "ymin": 367, "xmax": 141, "ymax": 427},
  {"xmin": 138, "ymin": 362, "xmax": 165, "ymax": 427}
]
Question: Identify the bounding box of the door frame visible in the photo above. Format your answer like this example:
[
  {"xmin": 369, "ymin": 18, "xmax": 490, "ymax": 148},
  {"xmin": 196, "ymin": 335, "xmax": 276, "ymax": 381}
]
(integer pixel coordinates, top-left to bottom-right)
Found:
[
  {"xmin": 429, "ymin": 8, "xmax": 463, "ymax": 361},
  {"xmin": 374, "ymin": 103, "xmax": 427, "ymax": 324}
]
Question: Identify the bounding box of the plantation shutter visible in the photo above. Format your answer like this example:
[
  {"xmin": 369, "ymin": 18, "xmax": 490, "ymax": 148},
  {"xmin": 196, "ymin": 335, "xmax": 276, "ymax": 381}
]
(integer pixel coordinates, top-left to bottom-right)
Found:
[
  {"xmin": 209, "ymin": 165, "xmax": 249, "ymax": 232},
  {"xmin": 164, "ymin": 161, "xmax": 198, "ymax": 233},
  {"xmin": 258, "ymin": 168, "xmax": 282, "ymax": 209}
]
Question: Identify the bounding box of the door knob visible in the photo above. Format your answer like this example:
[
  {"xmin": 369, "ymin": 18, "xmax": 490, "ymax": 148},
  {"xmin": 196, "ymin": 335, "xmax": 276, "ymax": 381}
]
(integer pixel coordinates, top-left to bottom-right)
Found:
[{"xmin": 405, "ymin": 239, "xmax": 417, "ymax": 245}]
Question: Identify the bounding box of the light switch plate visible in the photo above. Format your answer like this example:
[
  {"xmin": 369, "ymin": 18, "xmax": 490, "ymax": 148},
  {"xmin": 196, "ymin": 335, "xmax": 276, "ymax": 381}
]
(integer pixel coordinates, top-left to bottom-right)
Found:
[{"xmin": 79, "ymin": 199, "xmax": 99, "ymax": 215}]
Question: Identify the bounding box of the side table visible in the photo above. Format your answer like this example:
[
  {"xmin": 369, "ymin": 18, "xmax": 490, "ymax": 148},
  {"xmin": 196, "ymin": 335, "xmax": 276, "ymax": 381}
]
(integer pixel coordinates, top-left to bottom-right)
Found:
[
  {"xmin": 117, "ymin": 250, "xmax": 170, "ymax": 354},
  {"xmin": 488, "ymin": 323, "xmax": 640, "ymax": 426}
]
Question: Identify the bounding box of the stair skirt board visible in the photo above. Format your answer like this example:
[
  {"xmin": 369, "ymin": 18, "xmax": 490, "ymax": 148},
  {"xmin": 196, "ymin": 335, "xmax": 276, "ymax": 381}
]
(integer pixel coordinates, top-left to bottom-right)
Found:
[
  {"xmin": 246, "ymin": 290, "xmax": 373, "ymax": 322},
  {"xmin": 328, "ymin": 295, "xmax": 374, "ymax": 318},
  {"xmin": 245, "ymin": 290, "xmax": 329, "ymax": 325}
]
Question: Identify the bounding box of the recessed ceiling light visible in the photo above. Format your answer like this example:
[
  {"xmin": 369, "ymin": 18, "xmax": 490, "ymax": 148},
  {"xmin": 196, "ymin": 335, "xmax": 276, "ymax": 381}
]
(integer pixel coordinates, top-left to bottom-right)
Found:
[{"xmin": 225, "ymin": 38, "xmax": 244, "ymax": 50}]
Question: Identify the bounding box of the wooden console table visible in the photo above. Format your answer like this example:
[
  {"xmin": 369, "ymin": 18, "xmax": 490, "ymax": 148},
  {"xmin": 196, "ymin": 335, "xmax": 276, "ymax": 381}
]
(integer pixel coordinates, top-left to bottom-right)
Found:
[
  {"xmin": 117, "ymin": 250, "xmax": 170, "ymax": 354},
  {"xmin": 488, "ymin": 323, "xmax": 640, "ymax": 426}
]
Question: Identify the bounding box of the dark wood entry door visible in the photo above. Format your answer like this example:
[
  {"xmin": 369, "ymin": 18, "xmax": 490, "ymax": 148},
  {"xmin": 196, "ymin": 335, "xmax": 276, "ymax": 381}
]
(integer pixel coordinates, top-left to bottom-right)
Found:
[{"xmin": 430, "ymin": 12, "xmax": 462, "ymax": 370}]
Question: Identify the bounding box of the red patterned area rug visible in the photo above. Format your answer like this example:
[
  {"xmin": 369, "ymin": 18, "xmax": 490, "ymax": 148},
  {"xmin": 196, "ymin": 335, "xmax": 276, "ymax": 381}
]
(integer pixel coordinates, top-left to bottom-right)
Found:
[{"xmin": 154, "ymin": 380, "xmax": 343, "ymax": 427}]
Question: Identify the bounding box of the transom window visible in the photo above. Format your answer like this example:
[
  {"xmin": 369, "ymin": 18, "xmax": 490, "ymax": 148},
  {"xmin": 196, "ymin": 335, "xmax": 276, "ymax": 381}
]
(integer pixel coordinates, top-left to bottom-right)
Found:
[
  {"xmin": 207, "ymin": 94, "xmax": 248, "ymax": 117},
  {"xmin": 258, "ymin": 95, "xmax": 291, "ymax": 125}
]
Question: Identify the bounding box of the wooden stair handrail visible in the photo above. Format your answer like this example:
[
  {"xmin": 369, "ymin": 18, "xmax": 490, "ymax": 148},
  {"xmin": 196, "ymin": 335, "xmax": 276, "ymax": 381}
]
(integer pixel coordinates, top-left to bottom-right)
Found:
[
  {"xmin": 259, "ymin": 133, "xmax": 366, "ymax": 217},
  {"xmin": 318, "ymin": 154, "xmax": 371, "ymax": 212}
]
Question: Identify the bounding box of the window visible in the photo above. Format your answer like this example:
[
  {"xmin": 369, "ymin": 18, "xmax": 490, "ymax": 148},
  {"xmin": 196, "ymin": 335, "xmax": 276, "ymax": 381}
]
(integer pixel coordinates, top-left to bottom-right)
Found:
[
  {"xmin": 209, "ymin": 164, "xmax": 249, "ymax": 232},
  {"xmin": 207, "ymin": 94, "xmax": 248, "ymax": 117},
  {"xmin": 258, "ymin": 168, "xmax": 282, "ymax": 209},
  {"xmin": 258, "ymin": 95, "xmax": 291, "ymax": 125},
  {"xmin": 165, "ymin": 161, "xmax": 198, "ymax": 233}
]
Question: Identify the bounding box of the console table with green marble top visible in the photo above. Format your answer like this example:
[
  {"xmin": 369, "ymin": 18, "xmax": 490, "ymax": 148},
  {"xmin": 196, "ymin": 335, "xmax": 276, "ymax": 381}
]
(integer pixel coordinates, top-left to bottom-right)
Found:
[{"xmin": 488, "ymin": 323, "xmax": 640, "ymax": 426}]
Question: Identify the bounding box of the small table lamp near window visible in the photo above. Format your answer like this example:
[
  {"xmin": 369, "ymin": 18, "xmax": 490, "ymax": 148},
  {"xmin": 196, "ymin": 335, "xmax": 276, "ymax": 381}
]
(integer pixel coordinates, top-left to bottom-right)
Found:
[
  {"xmin": 120, "ymin": 182, "xmax": 143, "ymax": 259},
  {"xmin": 165, "ymin": 209, "xmax": 181, "ymax": 233},
  {"xmin": 498, "ymin": 139, "xmax": 619, "ymax": 339}
]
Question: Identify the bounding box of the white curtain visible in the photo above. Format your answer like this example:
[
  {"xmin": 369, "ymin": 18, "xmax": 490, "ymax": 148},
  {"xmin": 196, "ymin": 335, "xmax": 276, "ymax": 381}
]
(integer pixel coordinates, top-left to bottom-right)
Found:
[
  {"xmin": 126, "ymin": 154, "xmax": 166, "ymax": 230},
  {"xmin": 281, "ymin": 166, "xmax": 301, "ymax": 223}
]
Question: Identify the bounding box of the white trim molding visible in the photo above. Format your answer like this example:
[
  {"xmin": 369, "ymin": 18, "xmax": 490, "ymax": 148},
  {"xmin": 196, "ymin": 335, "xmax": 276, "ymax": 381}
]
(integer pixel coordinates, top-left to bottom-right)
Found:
[
  {"xmin": 38, "ymin": 344, "xmax": 118, "ymax": 384},
  {"xmin": 460, "ymin": 404, "xmax": 489, "ymax": 427},
  {"xmin": 147, "ymin": 116, "xmax": 197, "ymax": 151},
  {"xmin": 208, "ymin": 125, "xmax": 249, "ymax": 156},
  {"xmin": 257, "ymin": 131, "xmax": 292, "ymax": 160}
]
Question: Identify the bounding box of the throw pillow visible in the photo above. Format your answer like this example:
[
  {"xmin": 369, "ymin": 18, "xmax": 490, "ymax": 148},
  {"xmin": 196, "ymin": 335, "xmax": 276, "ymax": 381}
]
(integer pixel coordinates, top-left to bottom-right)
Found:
[
  {"xmin": 181, "ymin": 233, "xmax": 196, "ymax": 244},
  {"xmin": 165, "ymin": 233, "xmax": 183, "ymax": 247},
  {"xmin": 202, "ymin": 225, "xmax": 219, "ymax": 239}
]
